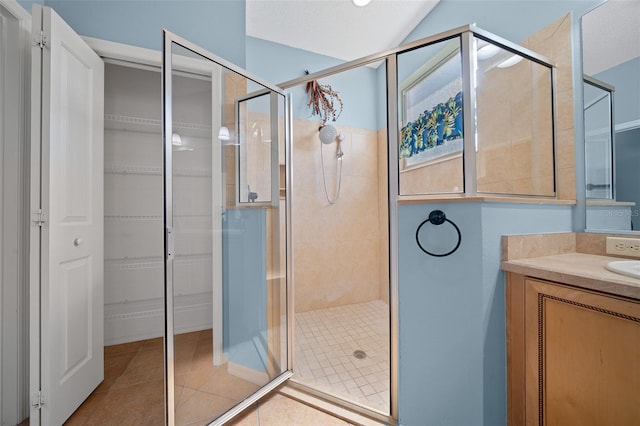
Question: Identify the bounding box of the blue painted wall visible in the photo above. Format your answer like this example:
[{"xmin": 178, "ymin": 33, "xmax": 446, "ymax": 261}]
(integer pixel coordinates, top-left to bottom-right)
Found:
[
  {"xmin": 398, "ymin": 202, "xmax": 573, "ymax": 426},
  {"xmin": 246, "ymin": 36, "xmax": 380, "ymax": 130},
  {"xmin": 478, "ymin": 203, "xmax": 573, "ymax": 425},
  {"xmin": 22, "ymin": 0, "xmax": 246, "ymax": 67},
  {"xmin": 403, "ymin": 0, "xmax": 597, "ymax": 45},
  {"xmin": 596, "ymin": 57, "xmax": 640, "ymax": 126},
  {"xmin": 17, "ymin": 0, "xmax": 42, "ymax": 12},
  {"xmin": 398, "ymin": 202, "xmax": 484, "ymax": 425},
  {"xmin": 222, "ymin": 208, "xmax": 269, "ymax": 373}
]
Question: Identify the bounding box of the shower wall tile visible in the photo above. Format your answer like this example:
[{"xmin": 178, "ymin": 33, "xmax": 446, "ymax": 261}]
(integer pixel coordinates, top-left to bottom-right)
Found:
[
  {"xmin": 532, "ymin": 13, "xmax": 575, "ymax": 201},
  {"xmin": 223, "ymin": 73, "xmax": 247, "ymax": 208},
  {"xmin": 511, "ymin": 139, "xmax": 534, "ymax": 181},
  {"xmin": 555, "ymin": 88, "xmax": 575, "ymax": 132},
  {"xmin": 476, "ymin": 54, "xmax": 554, "ymax": 196},
  {"xmin": 399, "ymin": 156, "xmax": 464, "ymax": 194},
  {"xmin": 377, "ymin": 128, "xmax": 389, "ymax": 304},
  {"xmin": 293, "ymin": 118, "xmax": 384, "ymax": 312},
  {"xmin": 557, "ymin": 166, "xmax": 577, "ymax": 200},
  {"xmin": 475, "ymin": 13, "xmax": 575, "ymax": 199},
  {"xmin": 556, "ymin": 128, "xmax": 575, "ymax": 170}
]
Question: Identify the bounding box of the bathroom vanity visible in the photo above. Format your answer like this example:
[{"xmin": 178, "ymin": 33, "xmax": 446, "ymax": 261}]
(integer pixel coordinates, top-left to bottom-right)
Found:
[{"xmin": 502, "ymin": 248, "xmax": 640, "ymax": 425}]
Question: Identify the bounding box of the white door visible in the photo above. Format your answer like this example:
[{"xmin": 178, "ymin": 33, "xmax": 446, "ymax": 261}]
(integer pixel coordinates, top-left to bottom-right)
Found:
[{"xmin": 30, "ymin": 5, "xmax": 104, "ymax": 425}]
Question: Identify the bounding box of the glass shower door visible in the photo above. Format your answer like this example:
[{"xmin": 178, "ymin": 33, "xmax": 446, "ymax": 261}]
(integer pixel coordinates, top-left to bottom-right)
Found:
[{"xmin": 162, "ymin": 31, "xmax": 291, "ymax": 425}]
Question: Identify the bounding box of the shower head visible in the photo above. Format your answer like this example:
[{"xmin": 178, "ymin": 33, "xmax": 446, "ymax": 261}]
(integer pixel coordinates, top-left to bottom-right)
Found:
[{"xmin": 319, "ymin": 125, "xmax": 338, "ymax": 144}]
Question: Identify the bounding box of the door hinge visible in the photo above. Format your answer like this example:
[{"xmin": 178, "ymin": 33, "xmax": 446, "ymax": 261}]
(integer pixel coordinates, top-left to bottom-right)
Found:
[
  {"xmin": 33, "ymin": 31, "xmax": 48, "ymax": 49},
  {"xmin": 32, "ymin": 390, "xmax": 45, "ymax": 410},
  {"xmin": 32, "ymin": 209, "xmax": 46, "ymax": 227}
]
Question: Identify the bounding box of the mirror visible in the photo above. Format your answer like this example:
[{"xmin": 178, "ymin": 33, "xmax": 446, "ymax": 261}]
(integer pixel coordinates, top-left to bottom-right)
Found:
[{"xmin": 582, "ymin": 0, "xmax": 640, "ymax": 232}]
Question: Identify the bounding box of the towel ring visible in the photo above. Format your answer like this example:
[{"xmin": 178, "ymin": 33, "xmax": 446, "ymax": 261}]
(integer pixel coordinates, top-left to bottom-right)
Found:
[{"xmin": 415, "ymin": 210, "xmax": 462, "ymax": 257}]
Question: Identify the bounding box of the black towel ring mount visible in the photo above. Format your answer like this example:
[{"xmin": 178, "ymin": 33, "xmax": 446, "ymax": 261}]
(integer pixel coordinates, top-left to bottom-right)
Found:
[{"xmin": 415, "ymin": 210, "xmax": 462, "ymax": 257}]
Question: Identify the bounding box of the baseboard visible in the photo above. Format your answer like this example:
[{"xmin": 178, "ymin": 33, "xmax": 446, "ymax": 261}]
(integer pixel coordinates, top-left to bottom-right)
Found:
[
  {"xmin": 104, "ymin": 292, "xmax": 213, "ymax": 345},
  {"xmin": 227, "ymin": 362, "xmax": 269, "ymax": 386}
]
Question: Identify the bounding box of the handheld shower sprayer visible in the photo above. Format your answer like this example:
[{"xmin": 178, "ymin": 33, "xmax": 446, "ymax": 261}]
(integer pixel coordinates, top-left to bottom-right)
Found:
[
  {"xmin": 337, "ymin": 132, "xmax": 345, "ymax": 158},
  {"xmin": 318, "ymin": 125, "xmax": 344, "ymax": 204}
]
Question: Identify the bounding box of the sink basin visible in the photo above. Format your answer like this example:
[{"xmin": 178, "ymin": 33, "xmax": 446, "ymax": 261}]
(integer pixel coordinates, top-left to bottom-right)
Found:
[{"xmin": 605, "ymin": 260, "xmax": 640, "ymax": 279}]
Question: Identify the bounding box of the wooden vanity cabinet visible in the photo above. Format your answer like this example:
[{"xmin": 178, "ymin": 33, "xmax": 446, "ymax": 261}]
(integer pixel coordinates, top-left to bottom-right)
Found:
[{"xmin": 506, "ymin": 273, "xmax": 640, "ymax": 426}]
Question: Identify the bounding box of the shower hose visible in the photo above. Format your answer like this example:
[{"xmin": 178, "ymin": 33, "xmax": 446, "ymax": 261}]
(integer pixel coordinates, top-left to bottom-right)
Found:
[{"xmin": 320, "ymin": 140, "xmax": 342, "ymax": 205}]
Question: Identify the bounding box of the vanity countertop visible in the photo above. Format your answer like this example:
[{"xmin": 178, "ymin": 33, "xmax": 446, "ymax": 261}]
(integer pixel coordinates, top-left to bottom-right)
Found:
[{"xmin": 501, "ymin": 252, "xmax": 640, "ymax": 301}]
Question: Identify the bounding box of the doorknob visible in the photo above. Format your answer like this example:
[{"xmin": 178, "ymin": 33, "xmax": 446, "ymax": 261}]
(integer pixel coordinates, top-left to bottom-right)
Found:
[{"xmin": 73, "ymin": 238, "xmax": 83, "ymax": 247}]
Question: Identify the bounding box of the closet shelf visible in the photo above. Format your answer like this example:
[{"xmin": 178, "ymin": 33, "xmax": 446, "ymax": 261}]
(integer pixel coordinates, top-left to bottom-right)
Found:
[
  {"xmin": 104, "ymin": 114, "xmax": 213, "ymax": 138},
  {"xmin": 105, "ymin": 164, "xmax": 212, "ymax": 177},
  {"xmin": 105, "ymin": 214, "xmax": 213, "ymax": 221},
  {"xmin": 105, "ymin": 215, "xmax": 162, "ymax": 221},
  {"xmin": 105, "ymin": 253, "xmax": 213, "ymax": 271}
]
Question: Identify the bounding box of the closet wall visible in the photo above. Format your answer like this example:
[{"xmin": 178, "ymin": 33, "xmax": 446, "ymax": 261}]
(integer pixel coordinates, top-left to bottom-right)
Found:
[{"xmin": 103, "ymin": 63, "xmax": 214, "ymax": 345}]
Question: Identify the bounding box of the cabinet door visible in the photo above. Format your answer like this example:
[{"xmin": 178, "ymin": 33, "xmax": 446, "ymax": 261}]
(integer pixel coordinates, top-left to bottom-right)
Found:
[{"xmin": 524, "ymin": 278, "xmax": 640, "ymax": 426}]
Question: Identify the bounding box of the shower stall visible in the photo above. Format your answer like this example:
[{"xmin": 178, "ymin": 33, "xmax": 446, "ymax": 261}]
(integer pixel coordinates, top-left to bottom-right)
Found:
[
  {"xmin": 161, "ymin": 23, "xmax": 555, "ymax": 424},
  {"xmin": 273, "ymin": 23, "xmax": 555, "ymax": 421}
]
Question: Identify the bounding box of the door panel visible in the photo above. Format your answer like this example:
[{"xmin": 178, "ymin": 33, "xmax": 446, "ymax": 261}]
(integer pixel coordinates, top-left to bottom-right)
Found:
[
  {"xmin": 31, "ymin": 5, "xmax": 104, "ymax": 425},
  {"xmin": 59, "ymin": 257, "xmax": 92, "ymax": 381},
  {"xmin": 163, "ymin": 33, "xmax": 291, "ymax": 425}
]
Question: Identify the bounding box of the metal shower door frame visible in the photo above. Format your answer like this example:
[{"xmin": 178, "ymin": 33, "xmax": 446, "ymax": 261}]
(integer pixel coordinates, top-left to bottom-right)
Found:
[{"xmin": 161, "ymin": 29, "xmax": 293, "ymax": 426}]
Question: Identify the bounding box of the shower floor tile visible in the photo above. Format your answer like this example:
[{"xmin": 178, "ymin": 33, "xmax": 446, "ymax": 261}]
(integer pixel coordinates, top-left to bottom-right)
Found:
[{"xmin": 294, "ymin": 300, "xmax": 390, "ymax": 413}]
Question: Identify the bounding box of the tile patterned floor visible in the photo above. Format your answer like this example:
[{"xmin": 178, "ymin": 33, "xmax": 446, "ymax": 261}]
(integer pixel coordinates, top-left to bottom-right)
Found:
[
  {"xmin": 26, "ymin": 301, "xmax": 389, "ymax": 425},
  {"xmin": 62, "ymin": 331, "xmax": 262, "ymax": 426},
  {"xmin": 294, "ymin": 300, "xmax": 390, "ymax": 413},
  {"xmin": 64, "ymin": 337, "xmax": 166, "ymax": 425},
  {"xmin": 173, "ymin": 330, "xmax": 261, "ymax": 425},
  {"xmin": 25, "ymin": 392, "xmax": 361, "ymax": 426}
]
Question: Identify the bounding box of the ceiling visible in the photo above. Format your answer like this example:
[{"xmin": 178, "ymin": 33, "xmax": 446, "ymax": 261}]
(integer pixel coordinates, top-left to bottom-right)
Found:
[
  {"xmin": 246, "ymin": 0, "xmax": 440, "ymax": 63},
  {"xmin": 246, "ymin": 0, "xmax": 640, "ymax": 76},
  {"xmin": 582, "ymin": 0, "xmax": 640, "ymax": 75}
]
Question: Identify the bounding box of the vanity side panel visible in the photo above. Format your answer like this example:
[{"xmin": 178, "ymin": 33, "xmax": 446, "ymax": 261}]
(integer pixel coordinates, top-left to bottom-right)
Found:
[
  {"xmin": 506, "ymin": 272, "xmax": 526, "ymax": 426},
  {"xmin": 524, "ymin": 278, "xmax": 542, "ymax": 426}
]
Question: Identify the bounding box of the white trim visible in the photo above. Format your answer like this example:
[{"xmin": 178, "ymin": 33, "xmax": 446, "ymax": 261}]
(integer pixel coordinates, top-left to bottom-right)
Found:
[
  {"xmin": 104, "ymin": 294, "xmax": 214, "ymax": 345},
  {"xmin": 83, "ymin": 36, "xmax": 161, "ymax": 68},
  {"xmin": 1, "ymin": 13, "xmax": 5, "ymax": 423},
  {"xmin": 84, "ymin": 35, "xmax": 220, "ymax": 76},
  {"xmin": 585, "ymin": 127, "xmax": 610, "ymax": 139},
  {"xmin": 227, "ymin": 361, "xmax": 270, "ymax": 386},
  {"xmin": 616, "ymin": 119, "xmax": 640, "ymax": 133},
  {"xmin": 0, "ymin": 3, "xmax": 31, "ymax": 424},
  {"xmin": 0, "ymin": 0, "xmax": 30, "ymax": 21},
  {"xmin": 28, "ymin": 6, "xmax": 43, "ymax": 425},
  {"xmin": 211, "ymin": 65, "xmax": 224, "ymax": 366}
]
